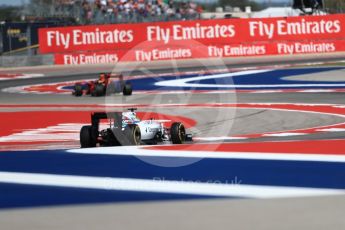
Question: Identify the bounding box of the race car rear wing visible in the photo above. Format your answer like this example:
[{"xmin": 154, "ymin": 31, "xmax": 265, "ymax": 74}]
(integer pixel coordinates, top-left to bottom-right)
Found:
[{"xmin": 91, "ymin": 112, "xmax": 123, "ymax": 130}]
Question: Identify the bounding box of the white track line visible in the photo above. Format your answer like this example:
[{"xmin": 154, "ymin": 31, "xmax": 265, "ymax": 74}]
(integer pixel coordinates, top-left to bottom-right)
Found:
[
  {"xmin": 316, "ymin": 128, "xmax": 345, "ymax": 132},
  {"xmin": 68, "ymin": 146, "xmax": 345, "ymax": 163},
  {"xmin": 0, "ymin": 172, "xmax": 343, "ymax": 199},
  {"xmin": 262, "ymin": 133, "xmax": 307, "ymax": 137},
  {"xmin": 194, "ymin": 136, "xmax": 248, "ymax": 141},
  {"xmin": 155, "ymin": 70, "xmax": 345, "ymax": 88}
]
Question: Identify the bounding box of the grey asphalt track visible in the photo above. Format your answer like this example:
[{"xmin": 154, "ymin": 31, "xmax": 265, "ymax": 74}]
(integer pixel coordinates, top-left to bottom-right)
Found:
[
  {"xmin": 1, "ymin": 56, "xmax": 345, "ymax": 230},
  {"xmin": 1, "ymin": 195, "xmax": 345, "ymax": 230},
  {"xmin": 1, "ymin": 61, "xmax": 345, "ymax": 142}
]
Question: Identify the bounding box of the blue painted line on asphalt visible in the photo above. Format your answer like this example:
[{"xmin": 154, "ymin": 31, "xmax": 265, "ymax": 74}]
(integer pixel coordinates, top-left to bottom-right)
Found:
[
  {"xmin": 0, "ymin": 150, "xmax": 344, "ymax": 189},
  {"xmin": 195, "ymin": 67, "xmax": 345, "ymax": 89},
  {"xmin": 61, "ymin": 67, "xmax": 345, "ymax": 91},
  {"xmin": 0, "ymin": 182, "xmax": 218, "ymax": 209},
  {"xmin": 129, "ymin": 67, "xmax": 345, "ymax": 91}
]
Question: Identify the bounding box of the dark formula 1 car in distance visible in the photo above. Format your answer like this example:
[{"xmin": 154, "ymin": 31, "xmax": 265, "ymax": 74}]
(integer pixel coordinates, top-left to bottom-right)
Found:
[
  {"xmin": 73, "ymin": 73, "xmax": 132, "ymax": 97},
  {"xmin": 80, "ymin": 109, "xmax": 193, "ymax": 147}
]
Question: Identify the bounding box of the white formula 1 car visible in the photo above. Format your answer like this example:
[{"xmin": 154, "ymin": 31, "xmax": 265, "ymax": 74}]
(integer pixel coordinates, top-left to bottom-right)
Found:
[{"xmin": 80, "ymin": 109, "xmax": 192, "ymax": 147}]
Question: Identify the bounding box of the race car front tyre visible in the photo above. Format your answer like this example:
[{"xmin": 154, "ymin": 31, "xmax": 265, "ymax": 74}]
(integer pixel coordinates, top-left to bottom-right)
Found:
[
  {"xmin": 123, "ymin": 83, "xmax": 132, "ymax": 96},
  {"xmin": 80, "ymin": 125, "xmax": 97, "ymax": 148},
  {"xmin": 74, "ymin": 84, "xmax": 83, "ymax": 96},
  {"xmin": 124, "ymin": 124, "xmax": 141, "ymax": 145},
  {"xmin": 171, "ymin": 122, "xmax": 186, "ymax": 144}
]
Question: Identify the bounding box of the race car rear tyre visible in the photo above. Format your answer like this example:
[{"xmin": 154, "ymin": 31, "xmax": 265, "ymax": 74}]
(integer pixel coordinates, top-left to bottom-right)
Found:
[
  {"xmin": 106, "ymin": 82, "xmax": 116, "ymax": 95},
  {"xmin": 123, "ymin": 83, "xmax": 132, "ymax": 96},
  {"xmin": 80, "ymin": 125, "xmax": 97, "ymax": 148},
  {"xmin": 93, "ymin": 83, "xmax": 105, "ymax": 97},
  {"xmin": 74, "ymin": 84, "xmax": 83, "ymax": 97},
  {"xmin": 123, "ymin": 124, "xmax": 141, "ymax": 145},
  {"xmin": 114, "ymin": 81, "xmax": 122, "ymax": 93},
  {"xmin": 171, "ymin": 122, "xmax": 186, "ymax": 144}
]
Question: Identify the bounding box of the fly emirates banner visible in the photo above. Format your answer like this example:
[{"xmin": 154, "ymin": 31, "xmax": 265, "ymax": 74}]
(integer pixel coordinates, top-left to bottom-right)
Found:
[{"xmin": 38, "ymin": 14, "xmax": 345, "ymax": 65}]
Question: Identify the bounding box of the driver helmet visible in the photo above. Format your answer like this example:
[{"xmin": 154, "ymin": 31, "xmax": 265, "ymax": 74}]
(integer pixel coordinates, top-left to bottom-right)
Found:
[
  {"xmin": 99, "ymin": 73, "xmax": 106, "ymax": 82},
  {"xmin": 122, "ymin": 112, "xmax": 138, "ymax": 128}
]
